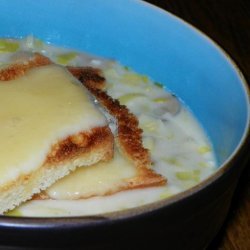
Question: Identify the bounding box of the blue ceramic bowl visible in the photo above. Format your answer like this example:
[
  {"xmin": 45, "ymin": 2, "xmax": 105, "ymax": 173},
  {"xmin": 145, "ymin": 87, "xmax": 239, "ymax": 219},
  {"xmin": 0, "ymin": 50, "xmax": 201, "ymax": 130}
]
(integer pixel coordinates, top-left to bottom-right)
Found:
[{"xmin": 0, "ymin": 0, "xmax": 249, "ymax": 249}]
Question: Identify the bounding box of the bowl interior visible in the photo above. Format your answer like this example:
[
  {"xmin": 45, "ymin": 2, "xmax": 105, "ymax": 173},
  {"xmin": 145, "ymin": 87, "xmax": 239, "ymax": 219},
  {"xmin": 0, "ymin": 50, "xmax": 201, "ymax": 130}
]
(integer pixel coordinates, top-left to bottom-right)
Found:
[{"xmin": 0, "ymin": 0, "xmax": 249, "ymax": 166}]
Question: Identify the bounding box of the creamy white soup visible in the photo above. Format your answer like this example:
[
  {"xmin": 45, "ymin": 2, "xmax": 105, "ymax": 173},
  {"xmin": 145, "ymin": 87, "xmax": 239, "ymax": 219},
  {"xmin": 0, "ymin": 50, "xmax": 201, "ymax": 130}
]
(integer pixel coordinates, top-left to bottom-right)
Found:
[{"xmin": 0, "ymin": 37, "xmax": 217, "ymax": 217}]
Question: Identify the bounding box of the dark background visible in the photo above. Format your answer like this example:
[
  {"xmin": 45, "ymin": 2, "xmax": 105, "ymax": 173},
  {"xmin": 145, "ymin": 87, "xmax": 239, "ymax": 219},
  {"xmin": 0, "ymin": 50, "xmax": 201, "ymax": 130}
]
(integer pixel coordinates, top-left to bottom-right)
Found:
[{"xmin": 145, "ymin": 0, "xmax": 250, "ymax": 249}]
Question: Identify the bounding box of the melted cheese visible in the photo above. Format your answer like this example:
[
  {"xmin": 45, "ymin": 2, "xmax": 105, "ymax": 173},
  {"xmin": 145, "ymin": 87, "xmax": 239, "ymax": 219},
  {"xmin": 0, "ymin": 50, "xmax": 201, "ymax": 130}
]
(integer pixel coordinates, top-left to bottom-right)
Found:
[
  {"xmin": 0, "ymin": 65, "xmax": 107, "ymax": 185},
  {"xmin": 46, "ymin": 148, "xmax": 136, "ymax": 199}
]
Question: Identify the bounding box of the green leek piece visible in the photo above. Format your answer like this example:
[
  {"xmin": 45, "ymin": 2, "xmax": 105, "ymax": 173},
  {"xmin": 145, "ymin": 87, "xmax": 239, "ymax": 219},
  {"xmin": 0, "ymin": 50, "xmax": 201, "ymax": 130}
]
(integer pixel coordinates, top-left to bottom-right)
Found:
[
  {"xmin": 153, "ymin": 97, "xmax": 171, "ymax": 103},
  {"xmin": 5, "ymin": 208, "xmax": 22, "ymax": 216},
  {"xmin": 160, "ymin": 191, "xmax": 173, "ymax": 199},
  {"xmin": 198, "ymin": 145, "xmax": 211, "ymax": 154},
  {"xmin": 176, "ymin": 170, "xmax": 200, "ymax": 181},
  {"xmin": 118, "ymin": 93, "xmax": 144, "ymax": 105},
  {"xmin": 0, "ymin": 39, "xmax": 19, "ymax": 53},
  {"xmin": 121, "ymin": 72, "xmax": 149, "ymax": 86},
  {"xmin": 56, "ymin": 52, "xmax": 78, "ymax": 65}
]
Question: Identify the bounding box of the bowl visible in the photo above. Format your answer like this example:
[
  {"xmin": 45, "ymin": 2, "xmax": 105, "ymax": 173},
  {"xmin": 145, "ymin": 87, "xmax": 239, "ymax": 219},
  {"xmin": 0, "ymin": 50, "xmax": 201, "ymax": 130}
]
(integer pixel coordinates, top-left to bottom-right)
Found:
[{"xmin": 0, "ymin": 0, "xmax": 249, "ymax": 249}]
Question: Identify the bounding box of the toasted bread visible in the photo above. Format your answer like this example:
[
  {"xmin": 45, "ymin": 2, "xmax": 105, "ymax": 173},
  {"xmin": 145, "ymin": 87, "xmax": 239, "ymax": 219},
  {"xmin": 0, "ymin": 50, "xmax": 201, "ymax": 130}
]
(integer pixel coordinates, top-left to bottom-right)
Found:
[
  {"xmin": 0, "ymin": 57, "xmax": 113, "ymax": 213},
  {"xmin": 39, "ymin": 65, "xmax": 166, "ymax": 200}
]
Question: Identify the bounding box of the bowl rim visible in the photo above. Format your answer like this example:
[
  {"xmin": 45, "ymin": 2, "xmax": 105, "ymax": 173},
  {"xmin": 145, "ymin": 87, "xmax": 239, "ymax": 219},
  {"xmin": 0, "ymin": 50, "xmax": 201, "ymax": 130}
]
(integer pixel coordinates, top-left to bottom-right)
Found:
[{"xmin": 0, "ymin": 0, "xmax": 249, "ymax": 227}]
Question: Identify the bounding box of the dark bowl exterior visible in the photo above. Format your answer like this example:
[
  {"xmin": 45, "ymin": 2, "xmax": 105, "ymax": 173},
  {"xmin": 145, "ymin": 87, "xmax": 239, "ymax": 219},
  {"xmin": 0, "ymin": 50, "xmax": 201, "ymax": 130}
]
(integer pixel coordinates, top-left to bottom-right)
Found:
[{"xmin": 0, "ymin": 133, "xmax": 249, "ymax": 250}]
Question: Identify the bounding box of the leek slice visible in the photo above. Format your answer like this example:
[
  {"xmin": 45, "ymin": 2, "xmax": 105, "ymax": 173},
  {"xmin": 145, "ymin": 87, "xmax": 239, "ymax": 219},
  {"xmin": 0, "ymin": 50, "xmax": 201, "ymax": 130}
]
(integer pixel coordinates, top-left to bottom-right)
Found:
[
  {"xmin": 176, "ymin": 170, "xmax": 200, "ymax": 181},
  {"xmin": 198, "ymin": 145, "xmax": 211, "ymax": 154},
  {"xmin": 56, "ymin": 52, "xmax": 78, "ymax": 65},
  {"xmin": 118, "ymin": 93, "xmax": 145, "ymax": 105},
  {"xmin": 120, "ymin": 72, "xmax": 148, "ymax": 86},
  {"xmin": 0, "ymin": 40, "xmax": 19, "ymax": 53}
]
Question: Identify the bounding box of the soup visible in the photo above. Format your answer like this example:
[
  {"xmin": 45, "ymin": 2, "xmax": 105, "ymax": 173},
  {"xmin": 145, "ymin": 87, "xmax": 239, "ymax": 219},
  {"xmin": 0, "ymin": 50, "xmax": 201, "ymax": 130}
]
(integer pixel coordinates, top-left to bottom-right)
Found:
[{"xmin": 0, "ymin": 37, "xmax": 217, "ymax": 217}]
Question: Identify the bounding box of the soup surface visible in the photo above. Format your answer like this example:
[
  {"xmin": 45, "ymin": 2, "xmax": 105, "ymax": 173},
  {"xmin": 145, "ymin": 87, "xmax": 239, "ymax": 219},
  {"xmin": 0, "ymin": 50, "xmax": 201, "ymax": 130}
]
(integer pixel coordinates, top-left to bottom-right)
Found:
[{"xmin": 0, "ymin": 37, "xmax": 217, "ymax": 217}]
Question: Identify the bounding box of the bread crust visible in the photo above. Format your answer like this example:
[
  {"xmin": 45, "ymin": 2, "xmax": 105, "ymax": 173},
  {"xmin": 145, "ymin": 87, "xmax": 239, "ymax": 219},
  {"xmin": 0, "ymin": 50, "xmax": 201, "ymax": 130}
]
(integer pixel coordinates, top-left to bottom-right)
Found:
[
  {"xmin": 0, "ymin": 53, "xmax": 52, "ymax": 81},
  {"xmin": 46, "ymin": 127, "xmax": 113, "ymax": 164}
]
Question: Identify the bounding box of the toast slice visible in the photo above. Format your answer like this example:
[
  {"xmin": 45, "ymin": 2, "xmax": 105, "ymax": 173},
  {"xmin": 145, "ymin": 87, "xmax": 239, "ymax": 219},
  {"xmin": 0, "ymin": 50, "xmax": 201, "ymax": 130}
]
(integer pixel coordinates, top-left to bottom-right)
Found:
[
  {"xmin": 0, "ymin": 56, "xmax": 113, "ymax": 214},
  {"xmin": 39, "ymin": 66, "xmax": 166, "ymax": 200}
]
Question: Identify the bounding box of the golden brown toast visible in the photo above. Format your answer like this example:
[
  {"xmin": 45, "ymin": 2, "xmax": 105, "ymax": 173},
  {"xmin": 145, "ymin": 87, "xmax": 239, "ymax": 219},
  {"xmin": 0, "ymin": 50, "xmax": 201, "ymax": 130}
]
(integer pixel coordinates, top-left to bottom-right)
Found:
[
  {"xmin": 43, "ymin": 64, "xmax": 166, "ymax": 200},
  {"xmin": 0, "ymin": 56, "xmax": 114, "ymax": 213}
]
